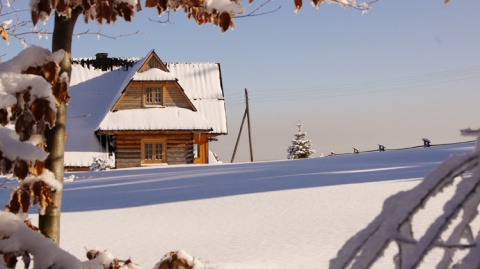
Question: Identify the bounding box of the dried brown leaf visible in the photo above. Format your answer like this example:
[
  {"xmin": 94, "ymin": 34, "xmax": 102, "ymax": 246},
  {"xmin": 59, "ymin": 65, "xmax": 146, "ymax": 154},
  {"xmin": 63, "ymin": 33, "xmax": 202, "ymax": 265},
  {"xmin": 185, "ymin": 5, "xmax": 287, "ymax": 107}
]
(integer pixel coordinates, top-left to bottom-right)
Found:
[
  {"xmin": 14, "ymin": 160, "xmax": 29, "ymax": 180},
  {"xmin": 23, "ymin": 91, "xmax": 32, "ymax": 106},
  {"xmin": 24, "ymin": 219, "xmax": 41, "ymax": 233},
  {"xmin": 38, "ymin": 0, "xmax": 53, "ymax": 17},
  {"xmin": 2, "ymin": 157, "xmax": 13, "ymax": 174},
  {"xmin": 32, "ymin": 181, "xmax": 53, "ymax": 215},
  {"xmin": 145, "ymin": 0, "xmax": 158, "ymax": 8},
  {"xmin": 22, "ymin": 66, "xmax": 41, "ymax": 76},
  {"xmin": 0, "ymin": 27, "xmax": 8, "ymax": 43},
  {"xmin": 31, "ymin": 160, "xmax": 45, "ymax": 176},
  {"xmin": 52, "ymin": 76, "xmax": 70, "ymax": 105},
  {"xmin": 121, "ymin": 4, "xmax": 134, "ymax": 22},
  {"xmin": 29, "ymin": 98, "xmax": 50, "ymax": 122},
  {"xmin": 0, "ymin": 109, "xmax": 8, "ymax": 126},
  {"xmin": 31, "ymin": 10, "xmax": 39, "ymax": 27},
  {"xmin": 20, "ymin": 189, "xmax": 31, "ymax": 213},
  {"xmin": 218, "ymin": 12, "xmax": 233, "ymax": 33},
  {"xmin": 6, "ymin": 191, "xmax": 20, "ymax": 214},
  {"xmin": 158, "ymin": 0, "xmax": 168, "ymax": 12},
  {"xmin": 294, "ymin": 0, "xmax": 302, "ymax": 12},
  {"xmin": 86, "ymin": 249, "xmax": 100, "ymax": 260},
  {"xmin": 55, "ymin": 0, "xmax": 68, "ymax": 14},
  {"xmin": 40, "ymin": 62, "xmax": 59, "ymax": 84},
  {"xmin": 311, "ymin": 0, "xmax": 323, "ymax": 8}
]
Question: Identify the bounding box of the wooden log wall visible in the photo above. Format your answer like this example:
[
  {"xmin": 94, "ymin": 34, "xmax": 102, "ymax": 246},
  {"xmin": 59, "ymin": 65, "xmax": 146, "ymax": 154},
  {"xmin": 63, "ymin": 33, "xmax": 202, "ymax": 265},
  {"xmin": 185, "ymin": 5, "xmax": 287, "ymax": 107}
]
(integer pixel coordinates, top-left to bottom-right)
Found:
[{"xmin": 111, "ymin": 131, "xmax": 195, "ymax": 168}]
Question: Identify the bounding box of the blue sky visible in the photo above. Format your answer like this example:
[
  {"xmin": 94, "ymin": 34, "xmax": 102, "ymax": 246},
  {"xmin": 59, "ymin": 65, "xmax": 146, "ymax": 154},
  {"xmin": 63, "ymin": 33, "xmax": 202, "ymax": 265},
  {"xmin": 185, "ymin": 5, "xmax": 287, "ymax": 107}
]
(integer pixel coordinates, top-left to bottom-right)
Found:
[{"xmin": 2, "ymin": 0, "xmax": 480, "ymax": 162}]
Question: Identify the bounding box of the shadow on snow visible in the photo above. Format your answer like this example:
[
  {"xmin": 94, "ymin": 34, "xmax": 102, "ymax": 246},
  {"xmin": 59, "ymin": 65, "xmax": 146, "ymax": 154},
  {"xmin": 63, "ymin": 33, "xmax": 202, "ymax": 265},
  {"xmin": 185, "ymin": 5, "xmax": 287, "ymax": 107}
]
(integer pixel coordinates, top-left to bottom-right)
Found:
[{"xmin": 0, "ymin": 142, "xmax": 474, "ymax": 212}]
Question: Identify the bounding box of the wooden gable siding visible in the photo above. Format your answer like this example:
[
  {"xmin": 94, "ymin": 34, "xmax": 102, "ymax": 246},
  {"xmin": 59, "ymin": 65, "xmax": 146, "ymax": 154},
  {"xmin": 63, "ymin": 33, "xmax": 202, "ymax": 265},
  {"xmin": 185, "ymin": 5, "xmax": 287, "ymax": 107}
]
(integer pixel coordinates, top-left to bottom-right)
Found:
[
  {"xmin": 112, "ymin": 81, "xmax": 193, "ymax": 111},
  {"xmin": 139, "ymin": 53, "xmax": 169, "ymax": 72},
  {"xmin": 111, "ymin": 131, "xmax": 194, "ymax": 168}
]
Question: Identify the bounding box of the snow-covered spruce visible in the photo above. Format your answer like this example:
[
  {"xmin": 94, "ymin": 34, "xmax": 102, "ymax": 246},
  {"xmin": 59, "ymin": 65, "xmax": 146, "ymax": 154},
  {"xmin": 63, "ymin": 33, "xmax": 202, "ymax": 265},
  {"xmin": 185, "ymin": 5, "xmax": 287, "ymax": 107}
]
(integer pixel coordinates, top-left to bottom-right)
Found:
[{"xmin": 287, "ymin": 121, "xmax": 315, "ymax": 159}]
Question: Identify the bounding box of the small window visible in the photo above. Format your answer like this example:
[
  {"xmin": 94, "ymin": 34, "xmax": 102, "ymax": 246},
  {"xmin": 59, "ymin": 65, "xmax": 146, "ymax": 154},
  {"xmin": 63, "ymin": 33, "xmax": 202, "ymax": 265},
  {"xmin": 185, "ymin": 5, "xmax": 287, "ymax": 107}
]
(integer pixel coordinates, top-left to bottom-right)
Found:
[
  {"xmin": 144, "ymin": 87, "xmax": 163, "ymax": 107},
  {"xmin": 142, "ymin": 140, "xmax": 165, "ymax": 163}
]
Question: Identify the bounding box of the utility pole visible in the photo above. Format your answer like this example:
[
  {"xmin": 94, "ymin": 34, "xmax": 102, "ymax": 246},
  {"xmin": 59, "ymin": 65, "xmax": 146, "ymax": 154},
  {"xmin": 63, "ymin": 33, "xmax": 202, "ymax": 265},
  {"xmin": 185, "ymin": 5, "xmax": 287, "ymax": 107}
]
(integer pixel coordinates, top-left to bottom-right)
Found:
[{"xmin": 231, "ymin": 88, "xmax": 254, "ymax": 163}]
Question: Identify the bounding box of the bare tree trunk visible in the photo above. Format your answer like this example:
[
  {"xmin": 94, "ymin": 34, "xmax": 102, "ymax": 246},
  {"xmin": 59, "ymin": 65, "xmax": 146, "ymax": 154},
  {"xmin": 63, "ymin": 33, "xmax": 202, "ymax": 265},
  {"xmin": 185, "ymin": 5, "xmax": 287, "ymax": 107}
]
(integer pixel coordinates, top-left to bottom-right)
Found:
[{"xmin": 39, "ymin": 8, "xmax": 81, "ymax": 244}]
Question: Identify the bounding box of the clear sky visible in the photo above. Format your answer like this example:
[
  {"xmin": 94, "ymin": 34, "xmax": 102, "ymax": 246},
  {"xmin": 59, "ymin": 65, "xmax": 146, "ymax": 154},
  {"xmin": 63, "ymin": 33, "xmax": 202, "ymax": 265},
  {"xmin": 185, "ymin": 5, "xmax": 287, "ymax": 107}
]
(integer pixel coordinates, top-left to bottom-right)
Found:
[{"xmin": 2, "ymin": 0, "xmax": 480, "ymax": 163}]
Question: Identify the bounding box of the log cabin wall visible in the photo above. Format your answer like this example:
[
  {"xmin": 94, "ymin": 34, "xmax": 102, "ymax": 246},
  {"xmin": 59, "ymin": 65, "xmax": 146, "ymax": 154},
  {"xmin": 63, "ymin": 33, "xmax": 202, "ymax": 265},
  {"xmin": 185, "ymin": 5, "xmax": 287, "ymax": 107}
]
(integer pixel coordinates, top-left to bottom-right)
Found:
[
  {"xmin": 194, "ymin": 134, "xmax": 209, "ymax": 164},
  {"xmin": 113, "ymin": 81, "xmax": 193, "ymax": 111},
  {"xmin": 111, "ymin": 131, "xmax": 195, "ymax": 168}
]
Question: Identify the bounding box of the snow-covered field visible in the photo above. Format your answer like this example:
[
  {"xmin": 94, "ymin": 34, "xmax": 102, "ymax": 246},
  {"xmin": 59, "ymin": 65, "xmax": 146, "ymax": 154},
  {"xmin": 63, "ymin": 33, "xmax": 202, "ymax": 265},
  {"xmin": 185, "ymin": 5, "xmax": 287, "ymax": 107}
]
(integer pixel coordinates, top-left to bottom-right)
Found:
[{"xmin": 0, "ymin": 141, "xmax": 475, "ymax": 268}]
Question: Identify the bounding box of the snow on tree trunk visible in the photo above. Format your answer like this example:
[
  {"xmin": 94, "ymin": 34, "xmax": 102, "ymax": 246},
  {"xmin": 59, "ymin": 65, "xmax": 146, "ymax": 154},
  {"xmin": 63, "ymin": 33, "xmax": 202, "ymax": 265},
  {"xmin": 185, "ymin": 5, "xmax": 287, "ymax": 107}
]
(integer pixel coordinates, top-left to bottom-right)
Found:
[{"xmin": 287, "ymin": 121, "xmax": 315, "ymax": 159}]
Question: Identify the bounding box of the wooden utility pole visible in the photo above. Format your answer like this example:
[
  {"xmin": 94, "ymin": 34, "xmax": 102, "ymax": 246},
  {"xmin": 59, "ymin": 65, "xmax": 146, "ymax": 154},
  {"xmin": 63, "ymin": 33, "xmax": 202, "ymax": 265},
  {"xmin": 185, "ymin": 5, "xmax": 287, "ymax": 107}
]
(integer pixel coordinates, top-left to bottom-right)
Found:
[{"xmin": 231, "ymin": 88, "xmax": 254, "ymax": 163}]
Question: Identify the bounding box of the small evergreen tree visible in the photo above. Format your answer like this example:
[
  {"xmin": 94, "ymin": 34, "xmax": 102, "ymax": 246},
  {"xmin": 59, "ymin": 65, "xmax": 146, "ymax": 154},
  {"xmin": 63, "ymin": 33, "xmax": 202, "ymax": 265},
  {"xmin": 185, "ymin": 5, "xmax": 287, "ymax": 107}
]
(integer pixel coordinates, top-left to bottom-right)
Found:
[{"xmin": 287, "ymin": 121, "xmax": 316, "ymax": 159}]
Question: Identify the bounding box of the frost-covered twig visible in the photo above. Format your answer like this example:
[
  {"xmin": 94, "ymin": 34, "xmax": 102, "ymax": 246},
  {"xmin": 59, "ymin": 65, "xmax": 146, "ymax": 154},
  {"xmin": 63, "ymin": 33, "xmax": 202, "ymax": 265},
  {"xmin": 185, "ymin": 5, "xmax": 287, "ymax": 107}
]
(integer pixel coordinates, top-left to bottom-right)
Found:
[{"xmin": 330, "ymin": 148, "xmax": 480, "ymax": 269}]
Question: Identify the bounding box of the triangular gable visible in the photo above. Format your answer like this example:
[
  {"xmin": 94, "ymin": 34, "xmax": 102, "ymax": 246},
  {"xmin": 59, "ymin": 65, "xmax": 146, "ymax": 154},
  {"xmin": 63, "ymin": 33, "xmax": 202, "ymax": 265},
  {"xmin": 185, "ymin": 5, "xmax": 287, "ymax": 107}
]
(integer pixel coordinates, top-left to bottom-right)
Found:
[
  {"xmin": 138, "ymin": 50, "xmax": 169, "ymax": 73},
  {"xmin": 96, "ymin": 50, "xmax": 152, "ymax": 124},
  {"xmin": 110, "ymin": 50, "xmax": 198, "ymax": 113}
]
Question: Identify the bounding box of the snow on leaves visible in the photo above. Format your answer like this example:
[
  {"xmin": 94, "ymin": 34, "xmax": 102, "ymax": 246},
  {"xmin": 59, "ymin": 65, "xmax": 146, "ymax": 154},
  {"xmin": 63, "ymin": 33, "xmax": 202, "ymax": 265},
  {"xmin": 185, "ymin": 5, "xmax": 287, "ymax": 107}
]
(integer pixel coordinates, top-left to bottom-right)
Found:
[
  {"xmin": 0, "ymin": 211, "xmax": 83, "ymax": 268},
  {"xmin": 0, "ymin": 46, "xmax": 65, "ymax": 217},
  {"xmin": 153, "ymin": 250, "xmax": 205, "ymax": 269},
  {"xmin": 86, "ymin": 248, "xmax": 144, "ymax": 269},
  {"xmin": 20, "ymin": 0, "xmax": 377, "ymax": 38},
  {"xmin": 5, "ymin": 180, "xmax": 53, "ymax": 215}
]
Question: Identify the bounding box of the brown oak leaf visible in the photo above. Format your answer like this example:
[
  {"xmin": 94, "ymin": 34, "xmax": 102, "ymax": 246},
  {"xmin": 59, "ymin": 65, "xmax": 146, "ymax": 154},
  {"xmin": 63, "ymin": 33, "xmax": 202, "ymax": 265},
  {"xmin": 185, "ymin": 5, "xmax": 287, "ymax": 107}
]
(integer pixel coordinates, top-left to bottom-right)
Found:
[
  {"xmin": 145, "ymin": 0, "xmax": 158, "ymax": 8},
  {"xmin": 52, "ymin": 77, "xmax": 70, "ymax": 105},
  {"xmin": 6, "ymin": 191, "xmax": 20, "ymax": 214},
  {"xmin": 13, "ymin": 160, "xmax": 29, "ymax": 180},
  {"xmin": 0, "ymin": 109, "xmax": 8, "ymax": 126},
  {"xmin": 311, "ymin": 0, "xmax": 323, "ymax": 8},
  {"xmin": 40, "ymin": 62, "xmax": 59, "ymax": 85},
  {"xmin": 294, "ymin": 0, "xmax": 302, "ymax": 12},
  {"xmin": 0, "ymin": 27, "xmax": 8, "ymax": 43},
  {"xmin": 20, "ymin": 189, "xmax": 31, "ymax": 213},
  {"xmin": 218, "ymin": 12, "xmax": 233, "ymax": 33},
  {"xmin": 2, "ymin": 157, "xmax": 12, "ymax": 174}
]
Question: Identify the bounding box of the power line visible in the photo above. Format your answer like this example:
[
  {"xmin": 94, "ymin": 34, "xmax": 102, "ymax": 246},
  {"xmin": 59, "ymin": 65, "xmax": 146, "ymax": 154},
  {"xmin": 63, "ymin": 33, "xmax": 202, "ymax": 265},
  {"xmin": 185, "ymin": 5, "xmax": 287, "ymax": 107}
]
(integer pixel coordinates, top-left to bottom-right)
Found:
[{"xmin": 245, "ymin": 65, "xmax": 480, "ymax": 103}]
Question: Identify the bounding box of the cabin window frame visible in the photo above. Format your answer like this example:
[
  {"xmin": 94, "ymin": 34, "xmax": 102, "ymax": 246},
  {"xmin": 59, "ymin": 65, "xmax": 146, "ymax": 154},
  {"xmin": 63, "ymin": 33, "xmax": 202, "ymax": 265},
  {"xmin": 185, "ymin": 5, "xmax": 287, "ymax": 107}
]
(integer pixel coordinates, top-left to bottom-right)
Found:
[
  {"xmin": 141, "ymin": 139, "xmax": 166, "ymax": 164},
  {"xmin": 143, "ymin": 86, "xmax": 164, "ymax": 107}
]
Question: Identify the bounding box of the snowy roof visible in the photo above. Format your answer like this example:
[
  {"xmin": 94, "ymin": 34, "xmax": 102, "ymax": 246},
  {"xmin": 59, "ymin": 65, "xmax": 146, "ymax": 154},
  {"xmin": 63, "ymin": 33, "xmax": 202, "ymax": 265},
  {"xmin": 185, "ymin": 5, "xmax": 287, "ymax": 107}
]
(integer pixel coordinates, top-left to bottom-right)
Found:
[
  {"xmin": 98, "ymin": 107, "xmax": 212, "ymax": 131},
  {"xmin": 167, "ymin": 62, "xmax": 227, "ymax": 134},
  {"xmin": 65, "ymin": 50, "xmax": 227, "ymax": 167},
  {"xmin": 132, "ymin": 68, "xmax": 177, "ymax": 81}
]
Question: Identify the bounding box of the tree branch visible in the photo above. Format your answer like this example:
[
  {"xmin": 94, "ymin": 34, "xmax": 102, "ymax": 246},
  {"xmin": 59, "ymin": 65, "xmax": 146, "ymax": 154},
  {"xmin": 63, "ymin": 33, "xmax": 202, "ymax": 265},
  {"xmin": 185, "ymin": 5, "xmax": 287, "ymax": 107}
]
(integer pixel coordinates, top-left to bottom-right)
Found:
[
  {"xmin": 73, "ymin": 29, "xmax": 145, "ymax": 40},
  {"xmin": 235, "ymin": 0, "xmax": 282, "ymax": 19},
  {"xmin": 148, "ymin": 11, "xmax": 175, "ymax": 24}
]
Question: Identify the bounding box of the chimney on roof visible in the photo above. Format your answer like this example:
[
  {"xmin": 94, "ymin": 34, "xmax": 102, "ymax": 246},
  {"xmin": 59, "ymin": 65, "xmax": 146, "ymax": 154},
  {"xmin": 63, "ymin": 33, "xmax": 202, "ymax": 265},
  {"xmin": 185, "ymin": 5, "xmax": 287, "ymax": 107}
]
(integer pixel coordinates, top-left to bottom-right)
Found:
[
  {"xmin": 94, "ymin": 53, "xmax": 110, "ymax": 71},
  {"xmin": 96, "ymin": 53, "xmax": 108, "ymax": 59}
]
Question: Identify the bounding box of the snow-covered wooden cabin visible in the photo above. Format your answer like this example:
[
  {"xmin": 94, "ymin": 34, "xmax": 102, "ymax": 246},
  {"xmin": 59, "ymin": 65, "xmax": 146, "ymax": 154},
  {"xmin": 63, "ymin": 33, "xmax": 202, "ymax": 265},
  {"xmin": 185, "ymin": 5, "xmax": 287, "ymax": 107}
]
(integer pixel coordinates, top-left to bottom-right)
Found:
[{"xmin": 64, "ymin": 50, "xmax": 227, "ymax": 171}]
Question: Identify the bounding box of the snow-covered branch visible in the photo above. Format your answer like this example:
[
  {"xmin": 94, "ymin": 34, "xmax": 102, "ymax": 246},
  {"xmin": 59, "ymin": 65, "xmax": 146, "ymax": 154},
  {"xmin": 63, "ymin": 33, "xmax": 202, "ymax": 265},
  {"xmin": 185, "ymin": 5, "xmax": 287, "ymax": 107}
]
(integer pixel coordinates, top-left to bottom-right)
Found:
[{"xmin": 330, "ymin": 135, "xmax": 480, "ymax": 268}]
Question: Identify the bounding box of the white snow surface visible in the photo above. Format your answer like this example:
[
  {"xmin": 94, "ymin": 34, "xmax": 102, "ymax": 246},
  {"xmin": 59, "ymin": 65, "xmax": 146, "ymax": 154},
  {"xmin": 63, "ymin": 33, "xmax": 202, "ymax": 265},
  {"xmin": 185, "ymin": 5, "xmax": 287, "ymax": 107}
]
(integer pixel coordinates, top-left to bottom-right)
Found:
[
  {"xmin": 0, "ymin": 141, "xmax": 475, "ymax": 268},
  {"xmin": 98, "ymin": 107, "xmax": 212, "ymax": 131}
]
